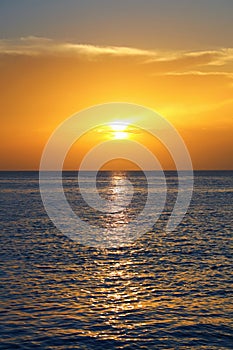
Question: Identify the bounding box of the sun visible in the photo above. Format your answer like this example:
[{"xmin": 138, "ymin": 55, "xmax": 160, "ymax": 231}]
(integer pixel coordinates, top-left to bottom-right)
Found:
[
  {"xmin": 113, "ymin": 131, "xmax": 128, "ymax": 139},
  {"xmin": 109, "ymin": 123, "xmax": 129, "ymax": 140}
]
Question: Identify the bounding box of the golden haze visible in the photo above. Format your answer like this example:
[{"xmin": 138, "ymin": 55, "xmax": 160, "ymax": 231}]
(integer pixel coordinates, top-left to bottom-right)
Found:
[{"xmin": 0, "ymin": 40, "xmax": 233, "ymax": 170}]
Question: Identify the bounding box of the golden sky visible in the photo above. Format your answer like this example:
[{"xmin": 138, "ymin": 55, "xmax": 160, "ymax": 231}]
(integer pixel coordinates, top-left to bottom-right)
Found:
[{"xmin": 0, "ymin": 1, "xmax": 233, "ymax": 170}]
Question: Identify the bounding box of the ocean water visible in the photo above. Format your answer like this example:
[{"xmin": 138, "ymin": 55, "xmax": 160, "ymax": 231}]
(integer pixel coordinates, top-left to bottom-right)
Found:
[{"xmin": 0, "ymin": 171, "xmax": 232, "ymax": 349}]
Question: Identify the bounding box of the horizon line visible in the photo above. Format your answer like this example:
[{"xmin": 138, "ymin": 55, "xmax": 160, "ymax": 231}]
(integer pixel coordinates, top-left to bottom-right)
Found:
[{"xmin": 0, "ymin": 169, "xmax": 232, "ymax": 172}]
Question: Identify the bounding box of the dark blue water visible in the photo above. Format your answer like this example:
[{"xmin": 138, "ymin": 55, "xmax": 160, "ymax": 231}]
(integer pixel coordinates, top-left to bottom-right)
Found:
[{"xmin": 0, "ymin": 171, "xmax": 232, "ymax": 349}]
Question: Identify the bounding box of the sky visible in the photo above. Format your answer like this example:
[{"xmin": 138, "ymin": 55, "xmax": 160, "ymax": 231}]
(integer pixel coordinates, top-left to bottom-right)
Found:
[{"xmin": 0, "ymin": 0, "xmax": 233, "ymax": 170}]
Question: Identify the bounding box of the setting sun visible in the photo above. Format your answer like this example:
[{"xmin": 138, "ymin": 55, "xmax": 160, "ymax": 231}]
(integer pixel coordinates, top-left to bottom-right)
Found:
[
  {"xmin": 114, "ymin": 131, "xmax": 128, "ymax": 139},
  {"xmin": 109, "ymin": 123, "xmax": 129, "ymax": 140}
]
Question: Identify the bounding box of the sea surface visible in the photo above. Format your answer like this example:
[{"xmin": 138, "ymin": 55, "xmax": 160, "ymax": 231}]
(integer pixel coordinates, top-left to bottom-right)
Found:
[{"xmin": 0, "ymin": 171, "xmax": 232, "ymax": 349}]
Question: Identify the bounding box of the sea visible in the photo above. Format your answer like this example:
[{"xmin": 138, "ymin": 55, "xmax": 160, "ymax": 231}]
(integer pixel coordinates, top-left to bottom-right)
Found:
[{"xmin": 0, "ymin": 171, "xmax": 232, "ymax": 349}]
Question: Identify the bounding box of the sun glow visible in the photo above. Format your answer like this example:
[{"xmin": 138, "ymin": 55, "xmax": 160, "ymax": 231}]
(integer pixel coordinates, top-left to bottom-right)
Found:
[
  {"xmin": 113, "ymin": 131, "xmax": 128, "ymax": 139},
  {"xmin": 110, "ymin": 123, "xmax": 129, "ymax": 140}
]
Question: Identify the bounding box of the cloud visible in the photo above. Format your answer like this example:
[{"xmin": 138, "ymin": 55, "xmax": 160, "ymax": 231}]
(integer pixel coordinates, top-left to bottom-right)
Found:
[
  {"xmin": 0, "ymin": 36, "xmax": 232, "ymax": 77},
  {"xmin": 145, "ymin": 49, "xmax": 233, "ymax": 75},
  {"xmin": 0, "ymin": 36, "xmax": 158, "ymax": 58},
  {"xmin": 156, "ymin": 71, "xmax": 233, "ymax": 78}
]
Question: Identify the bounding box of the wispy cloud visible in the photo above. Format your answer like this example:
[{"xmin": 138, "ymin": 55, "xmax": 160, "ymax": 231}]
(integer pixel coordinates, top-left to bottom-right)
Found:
[
  {"xmin": 156, "ymin": 71, "xmax": 233, "ymax": 78},
  {"xmin": 0, "ymin": 36, "xmax": 158, "ymax": 58},
  {"xmin": 146, "ymin": 48, "xmax": 233, "ymax": 65},
  {"xmin": 145, "ymin": 50, "xmax": 233, "ymax": 76},
  {"xmin": 0, "ymin": 36, "xmax": 232, "ymax": 77}
]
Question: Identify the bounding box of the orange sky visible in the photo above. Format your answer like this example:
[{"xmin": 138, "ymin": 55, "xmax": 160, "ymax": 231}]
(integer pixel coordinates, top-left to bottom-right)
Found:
[
  {"xmin": 1, "ymin": 1, "xmax": 233, "ymax": 170},
  {"xmin": 0, "ymin": 38, "xmax": 233, "ymax": 170}
]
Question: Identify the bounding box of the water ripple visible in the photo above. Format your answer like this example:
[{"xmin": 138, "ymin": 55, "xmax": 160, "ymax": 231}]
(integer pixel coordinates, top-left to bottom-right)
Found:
[{"xmin": 0, "ymin": 171, "xmax": 232, "ymax": 349}]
